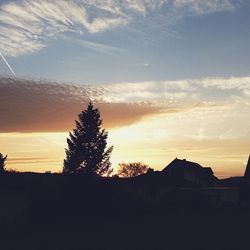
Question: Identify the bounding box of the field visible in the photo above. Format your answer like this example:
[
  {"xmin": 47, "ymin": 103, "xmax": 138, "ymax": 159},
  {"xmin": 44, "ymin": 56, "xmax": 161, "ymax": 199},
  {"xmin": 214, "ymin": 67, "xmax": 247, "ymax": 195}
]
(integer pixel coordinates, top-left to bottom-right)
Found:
[{"xmin": 0, "ymin": 173, "xmax": 249, "ymax": 250}]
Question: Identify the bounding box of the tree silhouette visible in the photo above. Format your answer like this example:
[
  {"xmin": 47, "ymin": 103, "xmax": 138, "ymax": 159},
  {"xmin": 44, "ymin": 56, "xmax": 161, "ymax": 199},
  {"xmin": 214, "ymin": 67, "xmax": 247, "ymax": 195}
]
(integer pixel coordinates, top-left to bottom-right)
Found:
[
  {"xmin": 63, "ymin": 102, "xmax": 113, "ymax": 176},
  {"xmin": 117, "ymin": 162, "xmax": 150, "ymax": 178},
  {"xmin": 0, "ymin": 153, "xmax": 7, "ymax": 174}
]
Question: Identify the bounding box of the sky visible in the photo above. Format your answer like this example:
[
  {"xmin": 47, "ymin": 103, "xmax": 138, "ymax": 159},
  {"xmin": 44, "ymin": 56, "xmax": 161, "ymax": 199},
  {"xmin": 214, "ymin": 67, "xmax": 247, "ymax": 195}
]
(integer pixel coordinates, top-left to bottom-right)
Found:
[{"xmin": 0, "ymin": 0, "xmax": 250, "ymax": 178}]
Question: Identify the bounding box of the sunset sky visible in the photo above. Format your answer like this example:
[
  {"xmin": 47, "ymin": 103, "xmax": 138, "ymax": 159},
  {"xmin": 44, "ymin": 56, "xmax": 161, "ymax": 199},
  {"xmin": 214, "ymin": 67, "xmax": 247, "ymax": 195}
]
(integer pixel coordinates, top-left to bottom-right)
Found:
[{"xmin": 0, "ymin": 0, "xmax": 250, "ymax": 178}]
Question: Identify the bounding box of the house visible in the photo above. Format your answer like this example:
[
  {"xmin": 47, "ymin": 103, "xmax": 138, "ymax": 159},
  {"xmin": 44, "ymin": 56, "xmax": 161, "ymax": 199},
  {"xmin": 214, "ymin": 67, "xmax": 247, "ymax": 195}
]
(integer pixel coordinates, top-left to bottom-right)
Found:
[
  {"xmin": 162, "ymin": 158, "xmax": 217, "ymax": 186},
  {"xmin": 123, "ymin": 156, "xmax": 250, "ymax": 207}
]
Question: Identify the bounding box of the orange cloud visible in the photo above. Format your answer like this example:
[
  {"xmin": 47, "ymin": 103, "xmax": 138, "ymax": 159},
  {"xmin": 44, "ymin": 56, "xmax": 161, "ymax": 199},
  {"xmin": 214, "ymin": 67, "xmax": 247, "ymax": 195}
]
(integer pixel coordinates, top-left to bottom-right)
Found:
[{"xmin": 0, "ymin": 77, "xmax": 166, "ymax": 132}]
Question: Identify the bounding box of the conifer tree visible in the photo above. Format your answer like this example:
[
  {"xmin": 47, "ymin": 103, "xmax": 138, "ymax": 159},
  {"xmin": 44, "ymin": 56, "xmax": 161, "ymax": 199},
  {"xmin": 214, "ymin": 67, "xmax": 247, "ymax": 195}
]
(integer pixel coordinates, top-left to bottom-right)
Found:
[
  {"xmin": 0, "ymin": 153, "xmax": 7, "ymax": 174},
  {"xmin": 63, "ymin": 102, "xmax": 113, "ymax": 176}
]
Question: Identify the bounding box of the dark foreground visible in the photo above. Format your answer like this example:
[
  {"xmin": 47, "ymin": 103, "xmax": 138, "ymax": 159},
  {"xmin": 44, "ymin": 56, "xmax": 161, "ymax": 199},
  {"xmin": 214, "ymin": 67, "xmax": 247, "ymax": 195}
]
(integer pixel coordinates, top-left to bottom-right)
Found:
[{"xmin": 0, "ymin": 173, "xmax": 250, "ymax": 250}]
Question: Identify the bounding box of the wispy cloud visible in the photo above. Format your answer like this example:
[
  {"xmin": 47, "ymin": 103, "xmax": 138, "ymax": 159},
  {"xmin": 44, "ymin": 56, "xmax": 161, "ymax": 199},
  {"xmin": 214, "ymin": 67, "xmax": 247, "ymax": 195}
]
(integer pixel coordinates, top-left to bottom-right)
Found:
[
  {"xmin": 0, "ymin": 0, "xmax": 237, "ymax": 57},
  {"xmin": 7, "ymin": 157, "xmax": 49, "ymax": 164},
  {"xmin": 199, "ymin": 76, "xmax": 250, "ymax": 90},
  {"xmin": 134, "ymin": 63, "xmax": 150, "ymax": 67},
  {"xmin": 173, "ymin": 0, "xmax": 235, "ymax": 15},
  {"xmin": 61, "ymin": 34, "xmax": 123, "ymax": 54}
]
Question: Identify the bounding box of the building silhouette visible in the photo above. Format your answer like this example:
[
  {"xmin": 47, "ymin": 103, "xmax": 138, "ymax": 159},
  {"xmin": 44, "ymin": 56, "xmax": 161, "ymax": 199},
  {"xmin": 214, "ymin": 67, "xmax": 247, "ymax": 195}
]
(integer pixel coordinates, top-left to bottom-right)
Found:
[
  {"xmin": 162, "ymin": 158, "xmax": 217, "ymax": 186},
  {"xmin": 244, "ymin": 155, "xmax": 250, "ymax": 179}
]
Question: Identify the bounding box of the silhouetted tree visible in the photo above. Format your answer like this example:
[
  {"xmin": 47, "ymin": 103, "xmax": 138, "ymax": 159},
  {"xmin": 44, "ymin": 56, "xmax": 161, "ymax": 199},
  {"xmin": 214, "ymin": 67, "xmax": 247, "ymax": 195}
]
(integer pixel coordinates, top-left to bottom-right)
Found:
[
  {"xmin": 0, "ymin": 153, "xmax": 7, "ymax": 174},
  {"xmin": 117, "ymin": 162, "xmax": 150, "ymax": 178},
  {"xmin": 63, "ymin": 102, "xmax": 113, "ymax": 176}
]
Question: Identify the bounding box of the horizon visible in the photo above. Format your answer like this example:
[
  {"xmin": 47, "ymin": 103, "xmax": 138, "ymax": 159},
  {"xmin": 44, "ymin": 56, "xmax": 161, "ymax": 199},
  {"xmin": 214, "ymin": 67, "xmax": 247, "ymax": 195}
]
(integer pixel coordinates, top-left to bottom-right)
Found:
[{"xmin": 1, "ymin": 0, "xmax": 250, "ymax": 178}]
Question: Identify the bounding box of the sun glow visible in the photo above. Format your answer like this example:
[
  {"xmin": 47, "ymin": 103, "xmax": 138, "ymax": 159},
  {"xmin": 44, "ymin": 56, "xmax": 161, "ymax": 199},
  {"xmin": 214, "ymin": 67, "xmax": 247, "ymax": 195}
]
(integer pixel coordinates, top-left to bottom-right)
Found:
[
  {"xmin": 1, "ymin": 133, "xmax": 67, "ymax": 173},
  {"xmin": 1, "ymin": 105, "xmax": 249, "ymax": 179}
]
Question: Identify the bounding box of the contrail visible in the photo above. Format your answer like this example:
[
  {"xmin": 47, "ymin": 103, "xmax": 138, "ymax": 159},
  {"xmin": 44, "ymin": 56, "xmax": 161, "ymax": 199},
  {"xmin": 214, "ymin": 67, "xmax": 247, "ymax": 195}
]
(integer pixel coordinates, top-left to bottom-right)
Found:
[{"xmin": 0, "ymin": 52, "xmax": 16, "ymax": 77}]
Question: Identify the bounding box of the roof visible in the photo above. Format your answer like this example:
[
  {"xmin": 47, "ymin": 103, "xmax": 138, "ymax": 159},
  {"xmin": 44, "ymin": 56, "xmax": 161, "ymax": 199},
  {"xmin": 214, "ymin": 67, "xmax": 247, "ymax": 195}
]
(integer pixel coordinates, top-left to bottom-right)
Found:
[
  {"xmin": 162, "ymin": 158, "xmax": 215, "ymax": 179},
  {"xmin": 163, "ymin": 158, "xmax": 213, "ymax": 172}
]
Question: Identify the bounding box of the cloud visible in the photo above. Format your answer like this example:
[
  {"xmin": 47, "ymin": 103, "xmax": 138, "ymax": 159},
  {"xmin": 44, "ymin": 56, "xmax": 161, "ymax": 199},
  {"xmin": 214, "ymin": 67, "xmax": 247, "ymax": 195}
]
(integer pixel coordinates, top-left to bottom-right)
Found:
[
  {"xmin": 199, "ymin": 76, "xmax": 250, "ymax": 90},
  {"xmin": 101, "ymin": 80, "xmax": 198, "ymax": 103},
  {"xmin": 2, "ymin": 75, "xmax": 249, "ymax": 133},
  {"xmin": 7, "ymin": 157, "xmax": 50, "ymax": 165},
  {"xmin": 100, "ymin": 76, "xmax": 250, "ymax": 104},
  {"xmin": 173, "ymin": 0, "xmax": 235, "ymax": 15},
  {"xmin": 0, "ymin": 0, "xmax": 237, "ymax": 57},
  {"xmin": 0, "ymin": 77, "xmax": 167, "ymax": 132},
  {"xmin": 61, "ymin": 34, "xmax": 123, "ymax": 53},
  {"xmin": 134, "ymin": 63, "xmax": 150, "ymax": 67}
]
